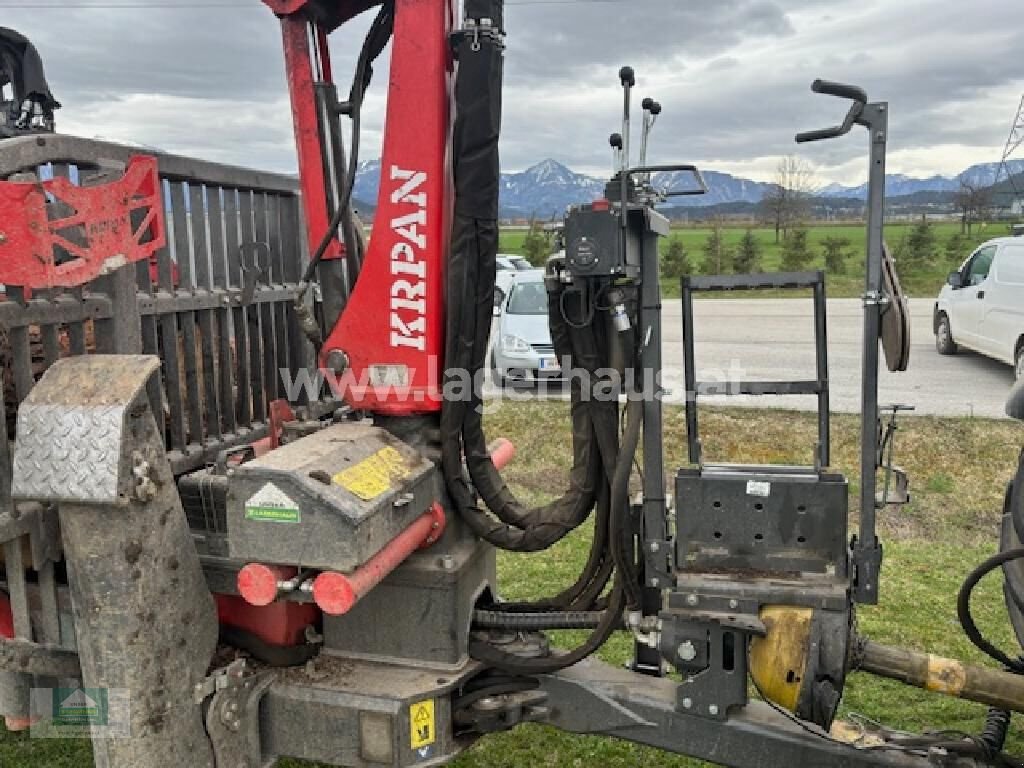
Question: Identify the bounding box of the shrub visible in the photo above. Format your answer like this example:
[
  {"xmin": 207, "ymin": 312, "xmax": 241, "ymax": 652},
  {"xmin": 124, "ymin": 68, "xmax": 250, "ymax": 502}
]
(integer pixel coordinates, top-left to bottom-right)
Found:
[{"xmin": 732, "ymin": 230, "xmax": 762, "ymax": 274}]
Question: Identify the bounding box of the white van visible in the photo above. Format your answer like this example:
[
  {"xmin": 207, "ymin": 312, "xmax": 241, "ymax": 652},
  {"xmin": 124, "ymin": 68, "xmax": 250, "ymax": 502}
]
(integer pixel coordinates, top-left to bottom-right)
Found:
[{"xmin": 934, "ymin": 236, "xmax": 1024, "ymax": 379}]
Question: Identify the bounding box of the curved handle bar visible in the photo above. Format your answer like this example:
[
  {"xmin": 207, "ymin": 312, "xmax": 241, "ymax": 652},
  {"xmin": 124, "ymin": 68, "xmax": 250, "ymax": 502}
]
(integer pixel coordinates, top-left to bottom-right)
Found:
[
  {"xmin": 795, "ymin": 78, "xmax": 867, "ymax": 144},
  {"xmin": 627, "ymin": 164, "xmax": 708, "ymax": 196},
  {"xmin": 812, "ymin": 79, "xmax": 867, "ymax": 103}
]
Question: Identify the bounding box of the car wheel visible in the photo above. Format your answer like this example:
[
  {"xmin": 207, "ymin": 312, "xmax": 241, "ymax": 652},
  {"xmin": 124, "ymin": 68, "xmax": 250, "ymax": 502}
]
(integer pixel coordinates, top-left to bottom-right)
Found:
[
  {"xmin": 935, "ymin": 313, "xmax": 957, "ymax": 356},
  {"xmin": 1016, "ymin": 344, "xmax": 1024, "ymax": 381}
]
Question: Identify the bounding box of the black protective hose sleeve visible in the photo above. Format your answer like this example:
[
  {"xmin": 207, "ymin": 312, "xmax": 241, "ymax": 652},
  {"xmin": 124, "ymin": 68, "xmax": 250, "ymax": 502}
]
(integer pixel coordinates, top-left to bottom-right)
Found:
[
  {"xmin": 469, "ymin": 582, "xmax": 626, "ymax": 675},
  {"xmin": 957, "ymin": 548, "xmax": 1024, "ymax": 674},
  {"xmin": 472, "ymin": 610, "xmax": 607, "ymax": 630}
]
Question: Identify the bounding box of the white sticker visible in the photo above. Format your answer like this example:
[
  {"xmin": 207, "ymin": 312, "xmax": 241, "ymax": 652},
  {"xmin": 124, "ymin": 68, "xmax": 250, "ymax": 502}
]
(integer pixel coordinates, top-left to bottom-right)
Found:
[
  {"xmin": 245, "ymin": 482, "xmax": 301, "ymax": 524},
  {"xmin": 369, "ymin": 364, "xmax": 410, "ymax": 388},
  {"xmin": 746, "ymin": 481, "xmax": 771, "ymax": 498}
]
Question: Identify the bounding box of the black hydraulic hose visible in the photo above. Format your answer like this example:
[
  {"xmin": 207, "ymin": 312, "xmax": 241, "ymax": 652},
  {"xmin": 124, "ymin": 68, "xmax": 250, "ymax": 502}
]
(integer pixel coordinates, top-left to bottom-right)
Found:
[
  {"xmin": 978, "ymin": 708, "xmax": 1012, "ymax": 760},
  {"xmin": 957, "ymin": 547, "xmax": 1024, "ymax": 674},
  {"xmin": 471, "ymin": 609, "xmax": 608, "ymax": 631},
  {"xmin": 468, "ymin": 582, "xmax": 626, "ymax": 675},
  {"xmin": 612, "ymin": 395, "xmax": 644, "ymax": 610},
  {"xmin": 297, "ymin": 1, "xmax": 394, "ymax": 294}
]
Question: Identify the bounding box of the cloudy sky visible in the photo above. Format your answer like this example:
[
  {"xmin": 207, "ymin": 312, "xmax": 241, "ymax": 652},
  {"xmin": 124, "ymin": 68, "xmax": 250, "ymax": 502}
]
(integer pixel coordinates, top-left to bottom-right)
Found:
[{"xmin": 4, "ymin": 0, "xmax": 1022, "ymax": 185}]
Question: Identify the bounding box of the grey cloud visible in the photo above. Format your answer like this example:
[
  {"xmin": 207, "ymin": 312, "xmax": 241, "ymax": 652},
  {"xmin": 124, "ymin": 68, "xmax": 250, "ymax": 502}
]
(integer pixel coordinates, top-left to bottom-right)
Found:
[{"xmin": 1, "ymin": 0, "xmax": 1022, "ymax": 183}]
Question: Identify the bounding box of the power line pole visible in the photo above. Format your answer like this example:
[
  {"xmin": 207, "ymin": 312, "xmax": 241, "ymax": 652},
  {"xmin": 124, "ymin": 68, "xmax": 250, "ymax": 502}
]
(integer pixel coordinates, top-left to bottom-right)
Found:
[{"xmin": 995, "ymin": 93, "xmax": 1024, "ymax": 207}]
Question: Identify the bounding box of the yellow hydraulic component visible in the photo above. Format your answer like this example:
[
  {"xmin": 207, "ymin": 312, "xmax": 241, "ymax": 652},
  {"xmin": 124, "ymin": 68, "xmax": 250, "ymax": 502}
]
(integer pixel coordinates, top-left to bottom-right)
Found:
[{"xmin": 748, "ymin": 605, "xmax": 814, "ymax": 712}]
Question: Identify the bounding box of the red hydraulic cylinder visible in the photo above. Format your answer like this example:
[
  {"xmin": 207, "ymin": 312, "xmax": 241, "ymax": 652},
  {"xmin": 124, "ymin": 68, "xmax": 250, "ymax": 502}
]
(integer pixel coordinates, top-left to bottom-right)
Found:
[{"xmin": 312, "ymin": 503, "xmax": 446, "ymax": 615}]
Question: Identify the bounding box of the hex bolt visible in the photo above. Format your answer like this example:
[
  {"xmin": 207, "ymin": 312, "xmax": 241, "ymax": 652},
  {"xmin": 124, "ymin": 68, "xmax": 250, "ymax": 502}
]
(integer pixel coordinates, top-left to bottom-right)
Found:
[
  {"xmin": 649, "ymin": 541, "xmax": 660, "ymax": 553},
  {"xmin": 439, "ymin": 555, "xmax": 456, "ymax": 571},
  {"xmin": 708, "ymin": 705, "xmax": 720, "ymax": 716},
  {"xmin": 682, "ymin": 697, "xmax": 693, "ymax": 709},
  {"xmin": 0, "ymin": 232, "xmax": 7, "ymax": 245},
  {"xmin": 686, "ymin": 594, "xmax": 699, "ymax": 607},
  {"xmin": 650, "ymin": 578, "xmax": 659, "ymax": 588},
  {"xmin": 677, "ymin": 641, "xmax": 697, "ymax": 662},
  {"xmin": 728, "ymin": 599, "xmax": 739, "ymax": 610}
]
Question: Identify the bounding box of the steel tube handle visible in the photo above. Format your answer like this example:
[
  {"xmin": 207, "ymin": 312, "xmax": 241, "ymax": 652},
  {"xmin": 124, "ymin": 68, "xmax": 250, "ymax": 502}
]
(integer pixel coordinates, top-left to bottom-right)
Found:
[
  {"xmin": 627, "ymin": 164, "xmax": 708, "ymax": 196},
  {"xmin": 795, "ymin": 78, "xmax": 867, "ymax": 144}
]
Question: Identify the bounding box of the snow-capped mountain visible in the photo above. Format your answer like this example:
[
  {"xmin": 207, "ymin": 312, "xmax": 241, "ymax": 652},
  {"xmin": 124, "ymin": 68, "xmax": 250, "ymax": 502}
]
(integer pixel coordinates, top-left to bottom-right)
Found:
[
  {"xmin": 352, "ymin": 156, "xmax": 1024, "ymax": 217},
  {"xmin": 819, "ymin": 159, "xmax": 1024, "ymax": 199}
]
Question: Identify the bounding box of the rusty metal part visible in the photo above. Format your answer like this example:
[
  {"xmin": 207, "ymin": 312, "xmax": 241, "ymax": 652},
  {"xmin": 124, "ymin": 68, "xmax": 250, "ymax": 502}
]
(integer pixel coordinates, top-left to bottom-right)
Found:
[
  {"xmin": 202, "ymin": 660, "xmax": 275, "ymax": 768},
  {"xmin": 857, "ymin": 638, "xmax": 1024, "ymax": 713}
]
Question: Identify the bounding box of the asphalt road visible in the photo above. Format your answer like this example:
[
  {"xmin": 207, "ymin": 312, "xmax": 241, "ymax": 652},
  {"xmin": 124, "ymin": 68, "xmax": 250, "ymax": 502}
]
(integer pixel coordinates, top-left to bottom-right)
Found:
[{"xmin": 488, "ymin": 298, "xmax": 1018, "ymax": 419}]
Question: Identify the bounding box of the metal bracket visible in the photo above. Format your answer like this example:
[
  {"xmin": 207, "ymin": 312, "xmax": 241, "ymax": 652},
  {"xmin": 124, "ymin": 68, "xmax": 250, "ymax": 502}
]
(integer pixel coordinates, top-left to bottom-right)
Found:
[
  {"xmin": 203, "ymin": 660, "xmax": 276, "ymax": 768},
  {"xmin": 851, "ymin": 538, "xmax": 883, "ymax": 605},
  {"xmin": 11, "ymin": 355, "xmax": 162, "ymax": 504}
]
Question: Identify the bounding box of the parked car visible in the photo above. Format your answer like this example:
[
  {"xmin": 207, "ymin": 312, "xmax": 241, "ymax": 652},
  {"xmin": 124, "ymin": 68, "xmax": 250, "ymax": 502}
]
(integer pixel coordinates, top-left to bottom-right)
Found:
[
  {"xmin": 491, "ymin": 270, "xmax": 560, "ymax": 385},
  {"xmin": 934, "ymin": 235, "xmax": 1024, "ymax": 380},
  {"xmin": 496, "ymin": 254, "xmax": 533, "ymax": 272}
]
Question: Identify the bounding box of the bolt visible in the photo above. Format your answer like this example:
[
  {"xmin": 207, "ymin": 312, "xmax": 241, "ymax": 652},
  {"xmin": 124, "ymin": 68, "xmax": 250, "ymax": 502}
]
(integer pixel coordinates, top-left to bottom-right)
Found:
[
  {"xmin": 0, "ymin": 232, "xmax": 7, "ymax": 245},
  {"xmin": 677, "ymin": 641, "xmax": 697, "ymax": 662},
  {"xmin": 649, "ymin": 578, "xmax": 659, "ymax": 588},
  {"xmin": 686, "ymin": 594, "xmax": 699, "ymax": 607},
  {"xmin": 649, "ymin": 541, "xmax": 660, "ymax": 553},
  {"xmin": 325, "ymin": 349, "xmax": 349, "ymax": 375},
  {"xmin": 708, "ymin": 705, "xmax": 719, "ymax": 716},
  {"xmin": 682, "ymin": 697, "xmax": 693, "ymax": 709},
  {"xmin": 728, "ymin": 599, "xmax": 739, "ymax": 610},
  {"xmin": 439, "ymin": 555, "xmax": 456, "ymax": 571}
]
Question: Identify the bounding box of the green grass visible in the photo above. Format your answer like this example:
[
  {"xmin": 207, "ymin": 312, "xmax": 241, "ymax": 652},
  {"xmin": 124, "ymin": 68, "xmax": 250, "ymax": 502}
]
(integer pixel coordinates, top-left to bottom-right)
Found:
[
  {"xmin": 500, "ymin": 221, "xmax": 1006, "ymax": 299},
  {"xmin": 4, "ymin": 403, "xmax": 1022, "ymax": 767}
]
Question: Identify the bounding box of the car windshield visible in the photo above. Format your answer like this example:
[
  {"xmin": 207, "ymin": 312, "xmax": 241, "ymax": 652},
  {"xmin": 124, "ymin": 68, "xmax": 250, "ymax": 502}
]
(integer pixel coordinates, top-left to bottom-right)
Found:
[
  {"xmin": 507, "ymin": 282, "xmax": 547, "ymax": 315},
  {"xmin": 512, "ymin": 258, "xmax": 532, "ymax": 271}
]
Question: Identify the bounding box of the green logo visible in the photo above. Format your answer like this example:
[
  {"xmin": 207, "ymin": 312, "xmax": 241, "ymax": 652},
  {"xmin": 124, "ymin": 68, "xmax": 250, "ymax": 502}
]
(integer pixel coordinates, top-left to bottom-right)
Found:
[
  {"xmin": 52, "ymin": 688, "xmax": 108, "ymax": 727},
  {"xmin": 245, "ymin": 505, "xmax": 301, "ymax": 524}
]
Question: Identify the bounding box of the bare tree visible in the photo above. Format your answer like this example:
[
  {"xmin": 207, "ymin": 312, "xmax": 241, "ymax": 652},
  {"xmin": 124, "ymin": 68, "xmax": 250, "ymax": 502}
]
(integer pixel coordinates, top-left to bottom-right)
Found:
[
  {"xmin": 759, "ymin": 156, "xmax": 818, "ymax": 242},
  {"xmin": 953, "ymin": 181, "xmax": 994, "ymax": 235}
]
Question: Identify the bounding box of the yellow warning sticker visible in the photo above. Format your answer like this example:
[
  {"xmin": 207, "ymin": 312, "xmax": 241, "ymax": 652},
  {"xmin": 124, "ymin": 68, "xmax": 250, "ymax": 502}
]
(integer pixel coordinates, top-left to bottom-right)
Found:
[
  {"xmin": 333, "ymin": 446, "xmax": 411, "ymax": 501},
  {"xmin": 409, "ymin": 699, "xmax": 435, "ymax": 750}
]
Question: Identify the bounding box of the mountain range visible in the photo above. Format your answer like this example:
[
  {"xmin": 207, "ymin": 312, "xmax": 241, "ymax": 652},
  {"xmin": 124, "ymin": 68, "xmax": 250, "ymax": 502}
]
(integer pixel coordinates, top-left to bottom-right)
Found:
[{"xmin": 352, "ymin": 157, "xmax": 1024, "ymax": 219}]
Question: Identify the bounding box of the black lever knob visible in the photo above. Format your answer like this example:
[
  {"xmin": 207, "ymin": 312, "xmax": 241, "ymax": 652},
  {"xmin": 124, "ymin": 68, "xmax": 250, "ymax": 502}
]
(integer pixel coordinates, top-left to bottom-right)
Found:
[
  {"xmin": 641, "ymin": 97, "xmax": 654, "ymax": 111},
  {"xmin": 609, "ymin": 133, "xmax": 623, "ymax": 149},
  {"xmin": 619, "ymin": 66, "xmax": 635, "ymax": 87},
  {"xmin": 650, "ymin": 101, "xmax": 662, "ymax": 116}
]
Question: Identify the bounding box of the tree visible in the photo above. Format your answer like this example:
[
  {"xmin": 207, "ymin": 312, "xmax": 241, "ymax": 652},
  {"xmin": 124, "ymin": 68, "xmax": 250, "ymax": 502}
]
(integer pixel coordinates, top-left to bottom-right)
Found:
[
  {"xmin": 521, "ymin": 218, "xmax": 554, "ymax": 265},
  {"xmin": 699, "ymin": 227, "xmax": 731, "ymax": 275},
  {"xmin": 903, "ymin": 217, "xmax": 937, "ymax": 269},
  {"xmin": 759, "ymin": 156, "xmax": 818, "ymax": 243},
  {"xmin": 944, "ymin": 232, "xmax": 969, "ymax": 267},
  {"xmin": 953, "ymin": 181, "xmax": 993, "ymax": 235},
  {"xmin": 780, "ymin": 229, "xmax": 813, "ymax": 271},
  {"xmin": 661, "ymin": 236, "xmax": 691, "ymax": 280},
  {"xmin": 821, "ymin": 236, "xmax": 852, "ymax": 275},
  {"xmin": 732, "ymin": 230, "xmax": 762, "ymax": 274}
]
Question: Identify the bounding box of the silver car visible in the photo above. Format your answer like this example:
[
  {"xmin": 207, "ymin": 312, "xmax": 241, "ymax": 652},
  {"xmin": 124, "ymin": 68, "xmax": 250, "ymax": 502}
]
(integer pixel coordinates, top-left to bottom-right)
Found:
[{"xmin": 490, "ymin": 270, "xmax": 560, "ymax": 386}]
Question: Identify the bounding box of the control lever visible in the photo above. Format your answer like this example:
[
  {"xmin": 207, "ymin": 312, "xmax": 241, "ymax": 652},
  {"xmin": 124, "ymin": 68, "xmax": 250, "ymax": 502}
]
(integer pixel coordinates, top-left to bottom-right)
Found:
[
  {"xmin": 638, "ymin": 97, "xmax": 662, "ymax": 179},
  {"xmin": 795, "ymin": 79, "xmax": 868, "ymax": 143},
  {"xmin": 618, "ymin": 66, "xmax": 635, "ymax": 229},
  {"xmin": 609, "ymin": 132, "xmax": 623, "ymax": 175}
]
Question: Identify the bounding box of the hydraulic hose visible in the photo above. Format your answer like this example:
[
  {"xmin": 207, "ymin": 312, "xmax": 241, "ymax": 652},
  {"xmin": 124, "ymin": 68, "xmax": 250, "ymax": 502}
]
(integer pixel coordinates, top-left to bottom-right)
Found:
[
  {"xmin": 957, "ymin": 548, "xmax": 1024, "ymax": 674},
  {"xmin": 297, "ymin": 1, "xmax": 394, "ymax": 297},
  {"xmin": 471, "ymin": 609, "xmax": 608, "ymax": 631},
  {"xmin": 468, "ymin": 582, "xmax": 626, "ymax": 675}
]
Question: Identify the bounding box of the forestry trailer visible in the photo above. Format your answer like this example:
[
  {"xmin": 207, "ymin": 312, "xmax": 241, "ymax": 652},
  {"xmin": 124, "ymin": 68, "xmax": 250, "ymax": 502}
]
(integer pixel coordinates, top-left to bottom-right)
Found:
[{"xmin": 1, "ymin": 4, "xmax": 1024, "ymax": 767}]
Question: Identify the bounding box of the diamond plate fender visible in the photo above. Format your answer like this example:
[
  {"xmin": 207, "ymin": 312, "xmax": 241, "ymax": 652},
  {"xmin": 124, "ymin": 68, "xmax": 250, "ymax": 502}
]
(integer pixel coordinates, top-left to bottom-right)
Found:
[{"xmin": 11, "ymin": 355, "xmax": 161, "ymax": 504}]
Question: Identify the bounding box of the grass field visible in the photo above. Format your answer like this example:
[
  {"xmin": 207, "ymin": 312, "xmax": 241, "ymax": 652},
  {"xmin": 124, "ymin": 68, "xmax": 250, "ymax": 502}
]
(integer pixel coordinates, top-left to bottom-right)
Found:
[
  {"xmin": 499, "ymin": 221, "xmax": 1007, "ymax": 299},
  {"xmin": 3, "ymin": 403, "xmax": 1022, "ymax": 767}
]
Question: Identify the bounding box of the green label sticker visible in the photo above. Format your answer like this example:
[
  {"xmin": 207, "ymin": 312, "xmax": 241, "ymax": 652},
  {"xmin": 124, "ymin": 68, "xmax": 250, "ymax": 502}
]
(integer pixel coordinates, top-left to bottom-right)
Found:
[{"xmin": 245, "ymin": 483, "xmax": 301, "ymax": 524}]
